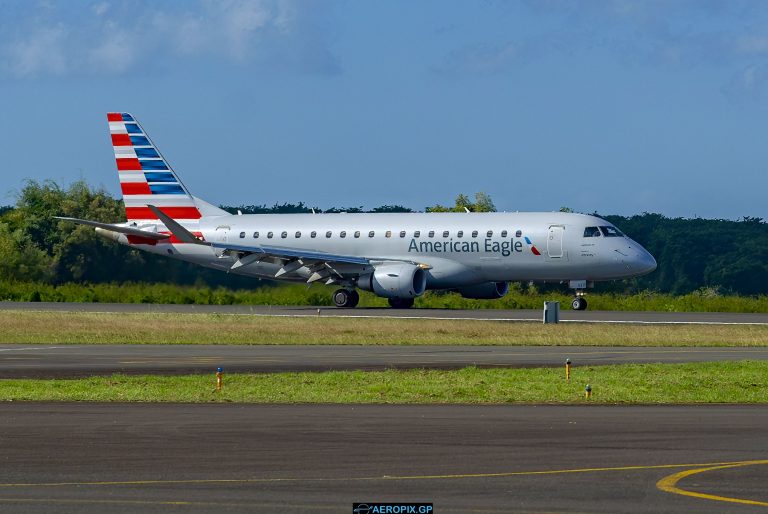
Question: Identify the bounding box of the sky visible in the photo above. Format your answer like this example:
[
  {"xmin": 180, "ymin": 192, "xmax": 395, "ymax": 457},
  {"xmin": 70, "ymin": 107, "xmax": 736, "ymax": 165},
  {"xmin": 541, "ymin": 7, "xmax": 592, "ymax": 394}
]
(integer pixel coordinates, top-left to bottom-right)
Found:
[{"xmin": 1, "ymin": 0, "xmax": 767, "ymax": 219}]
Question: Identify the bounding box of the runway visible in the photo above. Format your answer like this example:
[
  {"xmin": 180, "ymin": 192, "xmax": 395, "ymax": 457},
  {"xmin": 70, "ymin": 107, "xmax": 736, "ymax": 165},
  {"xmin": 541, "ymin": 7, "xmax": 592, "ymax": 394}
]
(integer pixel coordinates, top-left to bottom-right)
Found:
[
  {"xmin": 0, "ymin": 404, "xmax": 765, "ymax": 513},
  {"xmin": 2, "ymin": 344, "xmax": 768, "ymax": 378},
  {"xmin": 2, "ymin": 301, "xmax": 767, "ymax": 324}
]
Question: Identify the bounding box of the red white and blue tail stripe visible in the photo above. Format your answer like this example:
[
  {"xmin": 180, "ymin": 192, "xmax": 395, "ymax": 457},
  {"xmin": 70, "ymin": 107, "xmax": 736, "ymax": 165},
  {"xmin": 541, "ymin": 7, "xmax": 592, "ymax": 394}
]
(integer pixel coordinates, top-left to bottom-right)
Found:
[{"xmin": 108, "ymin": 112, "xmax": 201, "ymax": 223}]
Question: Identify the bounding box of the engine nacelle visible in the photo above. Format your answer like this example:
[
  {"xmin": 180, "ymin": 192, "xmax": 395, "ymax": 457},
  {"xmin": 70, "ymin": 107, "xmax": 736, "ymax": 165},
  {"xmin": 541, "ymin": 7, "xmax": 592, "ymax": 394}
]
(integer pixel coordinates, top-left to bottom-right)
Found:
[
  {"xmin": 358, "ymin": 263, "xmax": 427, "ymax": 299},
  {"xmin": 457, "ymin": 281, "xmax": 509, "ymax": 300}
]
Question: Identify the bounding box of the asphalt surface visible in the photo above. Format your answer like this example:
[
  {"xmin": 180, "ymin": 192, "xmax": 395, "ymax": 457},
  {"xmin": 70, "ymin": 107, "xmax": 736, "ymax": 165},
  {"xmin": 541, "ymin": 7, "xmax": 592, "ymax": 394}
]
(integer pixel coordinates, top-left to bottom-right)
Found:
[
  {"xmin": 2, "ymin": 344, "xmax": 768, "ymax": 378},
  {"xmin": 0, "ymin": 404, "xmax": 765, "ymax": 513},
  {"xmin": 2, "ymin": 301, "xmax": 767, "ymax": 324}
]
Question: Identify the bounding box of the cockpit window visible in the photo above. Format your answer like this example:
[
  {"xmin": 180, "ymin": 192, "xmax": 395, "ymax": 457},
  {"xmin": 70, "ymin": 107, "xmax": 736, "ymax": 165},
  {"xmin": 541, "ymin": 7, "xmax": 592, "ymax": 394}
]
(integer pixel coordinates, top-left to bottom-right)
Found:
[
  {"xmin": 583, "ymin": 227, "xmax": 601, "ymax": 237},
  {"xmin": 599, "ymin": 226, "xmax": 624, "ymax": 237}
]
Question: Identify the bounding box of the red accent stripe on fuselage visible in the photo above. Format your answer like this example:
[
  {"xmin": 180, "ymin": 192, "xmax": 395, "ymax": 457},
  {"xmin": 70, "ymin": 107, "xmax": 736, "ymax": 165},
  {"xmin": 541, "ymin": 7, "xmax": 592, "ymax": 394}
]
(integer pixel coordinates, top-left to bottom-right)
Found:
[{"xmin": 127, "ymin": 231, "xmax": 204, "ymax": 246}]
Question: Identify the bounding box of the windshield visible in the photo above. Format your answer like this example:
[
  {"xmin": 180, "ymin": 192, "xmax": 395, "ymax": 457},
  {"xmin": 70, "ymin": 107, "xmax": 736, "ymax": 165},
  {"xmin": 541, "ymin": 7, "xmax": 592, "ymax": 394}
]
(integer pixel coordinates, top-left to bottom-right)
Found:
[
  {"xmin": 583, "ymin": 226, "xmax": 601, "ymax": 237},
  {"xmin": 599, "ymin": 226, "xmax": 624, "ymax": 237}
]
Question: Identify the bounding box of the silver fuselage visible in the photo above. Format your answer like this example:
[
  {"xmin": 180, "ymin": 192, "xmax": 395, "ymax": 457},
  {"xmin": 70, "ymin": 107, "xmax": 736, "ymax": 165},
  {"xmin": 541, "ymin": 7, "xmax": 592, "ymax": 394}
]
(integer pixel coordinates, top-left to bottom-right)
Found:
[{"xmin": 115, "ymin": 211, "xmax": 657, "ymax": 289}]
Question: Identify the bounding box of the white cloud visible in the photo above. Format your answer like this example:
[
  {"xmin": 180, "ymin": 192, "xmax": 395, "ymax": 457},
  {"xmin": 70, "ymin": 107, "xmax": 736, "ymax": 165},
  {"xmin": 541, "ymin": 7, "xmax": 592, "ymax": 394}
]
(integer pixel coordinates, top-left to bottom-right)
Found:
[
  {"xmin": 88, "ymin": 28, "xmax": 139, "ymax": 75},
  {"xmin": 0, "ymin": 0, "xmax": 340, "ymax": 78},
  {"xmin": 5, "ymin": 25, "xmax": 69, "ymax": 78},
  {"xmin": 722, "ymin": 63, "xmax": 768, "ymax": 101}
]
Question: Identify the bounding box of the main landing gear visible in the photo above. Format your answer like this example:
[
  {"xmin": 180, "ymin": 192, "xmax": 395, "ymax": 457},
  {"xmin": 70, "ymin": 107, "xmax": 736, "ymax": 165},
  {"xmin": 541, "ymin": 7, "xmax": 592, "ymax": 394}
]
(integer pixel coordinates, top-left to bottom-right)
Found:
[
  {"xmin": 332, "ymin": 288, "xmax": 359, "ymax": 308},
  {"xmin": 388, "ymin": 297, "xmax": 414, "ymax": 309}
]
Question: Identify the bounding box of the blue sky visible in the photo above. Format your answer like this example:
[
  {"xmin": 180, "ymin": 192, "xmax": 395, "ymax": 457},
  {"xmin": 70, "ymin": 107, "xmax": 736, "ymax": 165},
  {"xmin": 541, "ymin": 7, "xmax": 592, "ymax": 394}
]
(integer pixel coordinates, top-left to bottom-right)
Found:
[{"xmin": 1, "ymin": 0, "xmax": 767, "ymax": 219}]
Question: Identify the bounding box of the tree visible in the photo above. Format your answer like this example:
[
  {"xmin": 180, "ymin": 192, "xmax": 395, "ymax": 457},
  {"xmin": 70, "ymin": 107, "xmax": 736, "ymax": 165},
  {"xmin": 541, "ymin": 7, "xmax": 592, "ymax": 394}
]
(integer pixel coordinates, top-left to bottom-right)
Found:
[{"xmin": 426, "ymin": 192, "xmax": 497, "ymax": 213}]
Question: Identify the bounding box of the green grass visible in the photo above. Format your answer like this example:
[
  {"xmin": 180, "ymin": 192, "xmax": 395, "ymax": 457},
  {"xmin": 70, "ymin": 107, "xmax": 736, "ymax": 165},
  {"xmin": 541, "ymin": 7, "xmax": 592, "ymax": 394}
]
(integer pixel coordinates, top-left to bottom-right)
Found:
[
  {"xmin": 1, "ymin": 311, "xmax": 767, "ymax": 346},
  {"xmin": 2, "ymin": 281, "xmax": 768, "ymax": 312},
  {"xmin": 2, "ymin": 362, "xmax": 766, "ymax": 403}
]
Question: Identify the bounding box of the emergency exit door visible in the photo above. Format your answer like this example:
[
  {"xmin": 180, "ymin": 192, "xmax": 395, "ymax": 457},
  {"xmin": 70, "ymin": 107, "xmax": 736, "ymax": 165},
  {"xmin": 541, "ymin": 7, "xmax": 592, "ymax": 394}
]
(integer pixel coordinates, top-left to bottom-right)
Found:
[{"xmin": 547, "ymin": 225, "xmax": 564, "ymax": 258}]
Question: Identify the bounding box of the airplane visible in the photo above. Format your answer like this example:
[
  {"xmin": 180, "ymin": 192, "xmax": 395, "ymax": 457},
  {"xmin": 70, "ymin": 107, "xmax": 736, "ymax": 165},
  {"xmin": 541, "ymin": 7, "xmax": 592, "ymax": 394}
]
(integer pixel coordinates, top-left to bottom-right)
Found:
[{"xmin": 57, "ymin": 113, "xmax": 657, "ymax": 311}]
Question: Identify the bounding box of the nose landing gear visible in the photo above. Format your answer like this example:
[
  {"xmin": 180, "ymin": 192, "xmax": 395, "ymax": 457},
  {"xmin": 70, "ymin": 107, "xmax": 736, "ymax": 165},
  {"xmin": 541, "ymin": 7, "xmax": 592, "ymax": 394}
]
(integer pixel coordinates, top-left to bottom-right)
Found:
[{"xmin": 571, "ymin": 296, "xmax": 588, "ymax": 311}]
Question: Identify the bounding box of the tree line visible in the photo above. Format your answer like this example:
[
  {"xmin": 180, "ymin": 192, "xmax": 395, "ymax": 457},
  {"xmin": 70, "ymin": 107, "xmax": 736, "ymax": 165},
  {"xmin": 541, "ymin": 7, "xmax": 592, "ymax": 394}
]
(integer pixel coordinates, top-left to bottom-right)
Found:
[{"xmin": 0, "ymin": 180, "xmax": 766, "ymax": 295}]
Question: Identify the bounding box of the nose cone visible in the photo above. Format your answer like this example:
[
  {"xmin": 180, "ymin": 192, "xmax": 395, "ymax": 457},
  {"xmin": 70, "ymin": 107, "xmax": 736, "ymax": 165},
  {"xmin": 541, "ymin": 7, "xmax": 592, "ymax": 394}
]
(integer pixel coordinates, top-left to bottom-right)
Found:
[{"xmin": 636, "ymin": 247, "xmax": 657, "ymax": 275}]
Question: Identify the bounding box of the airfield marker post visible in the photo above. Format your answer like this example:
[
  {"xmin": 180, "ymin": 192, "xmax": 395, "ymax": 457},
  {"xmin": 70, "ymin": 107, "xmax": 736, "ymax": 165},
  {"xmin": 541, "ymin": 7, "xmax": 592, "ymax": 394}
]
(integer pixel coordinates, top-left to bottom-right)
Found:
[
  {"xmin": 543, "ymin": 301, "xmax": 560, "ymax": 324},
  {"xmin": 585, "ymin": 384, "xmax": 592, "ymax": 400},
  {"xmin": 566, "ymin": 359, "xmax": 571, "ymax": 381}
]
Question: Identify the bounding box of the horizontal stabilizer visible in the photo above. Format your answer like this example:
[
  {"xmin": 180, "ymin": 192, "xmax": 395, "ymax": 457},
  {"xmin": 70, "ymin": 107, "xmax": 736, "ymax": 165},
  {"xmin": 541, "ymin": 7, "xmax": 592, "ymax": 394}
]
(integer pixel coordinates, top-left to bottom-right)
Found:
[
  {"xmin": 146, "ymin": 205, "xmax": 207, "ymax": 244},
  {"xmin": 55, "ymin": 217, "xmax": 170, "ymax": 240}
]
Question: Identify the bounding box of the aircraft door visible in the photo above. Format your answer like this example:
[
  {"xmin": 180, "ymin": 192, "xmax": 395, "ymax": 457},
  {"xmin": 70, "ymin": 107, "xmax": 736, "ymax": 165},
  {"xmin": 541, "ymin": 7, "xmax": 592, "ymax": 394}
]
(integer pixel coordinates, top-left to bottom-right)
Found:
[
  {"xmin": 215, "ymin": 225, "xmax": 231, "ymax": 243},
  {"xmin": 547, "ymin": 225, "xmax": 564, "ymax": 258}
]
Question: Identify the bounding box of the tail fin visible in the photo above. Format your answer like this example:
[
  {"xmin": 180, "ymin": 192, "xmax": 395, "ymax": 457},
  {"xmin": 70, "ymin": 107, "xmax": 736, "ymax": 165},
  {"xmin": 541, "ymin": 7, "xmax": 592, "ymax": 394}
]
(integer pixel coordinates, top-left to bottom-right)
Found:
[{"xmin": 108, "ymin": 112, "xmax": 203, "ymax": 224}]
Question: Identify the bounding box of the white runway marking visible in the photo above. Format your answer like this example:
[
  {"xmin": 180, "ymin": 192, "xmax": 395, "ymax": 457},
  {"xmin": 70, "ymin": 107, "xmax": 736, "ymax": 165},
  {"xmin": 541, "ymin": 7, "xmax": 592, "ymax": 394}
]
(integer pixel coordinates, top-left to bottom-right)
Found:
[
  {"xmin": 239, "ymin": 313, "xmax": 768, "ymax": 326},
  {"xmin": 0, "ymin": 347, "xmax": 67, "ymax": 352}
]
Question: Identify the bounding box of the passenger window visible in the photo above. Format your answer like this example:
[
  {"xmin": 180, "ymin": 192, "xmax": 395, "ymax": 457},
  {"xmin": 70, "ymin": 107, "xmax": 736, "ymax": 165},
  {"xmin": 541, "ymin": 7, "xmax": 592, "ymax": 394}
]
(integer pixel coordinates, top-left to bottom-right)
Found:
[
  {"xmin": 311, "ymin": 231, "xmax": 317, "ymax": 238},
  {"xmin": 295, "ymin": 231, "xmax": 301, "ymax": 238},
  {"xmin": 515, "ymin": 230, "xmax": 522, "ymax": 238},
  {"xmin": 267, "ymin": 232, "xmax": 274, "ymax": 239},
  {"xmin": 340, "ymin": 231, "xmax": 347, "ymax": 238},
  {"xmin": 354, "ymin": 231, "xmax": 360, "ymax": 238},
  {"xmin": 253, "ymin": 231, "xmax": 259, "ymax": 238},
  {"xmin": 281, "ymin": 231, "xmax": 287, "ymax": 238},
  {"xmin": 414, "ymin": 230, "xmax": 420, "ymax": 238},
  {"xmin": 386, "ymin": 231, "xmax": 392, "ymax": 238},
  {"xmin": 368, "ymin": 231, "xmax": 375, "ymax": 238},
  {"xmin": 487, "ymin": 230, "xmax": 493, "ymax": 237},
  {"xmin": 326, "ymin": 231, "xmax": 332, "ymax": 238},
  {"xmin": 239, "ymin": 231, "xmax": 245, "ymax": 239},
  {"xmin": 428, "ymin": 231, "xmax": 435, "ymax": 238},
  {"xmin": 457, "ymin": 231, "xmax": 463, "ymax": 238},
  {"xmin": 472, "ymin": 230, "xmax": 478, "ymax": 238},
  {"xmin": 442, "ymin": 230, "xmax": 449, "ymax": 238},
  {"xmin": 583, "ymin": 227, "xmax": 601, "ymax": 237},
  {"xmin": 399, "ymin": 231, "xmax": 406, "ymax": 238},
  {"xmin": 501, "ymin": 230, "xmax": 508, "ymax": 238}
]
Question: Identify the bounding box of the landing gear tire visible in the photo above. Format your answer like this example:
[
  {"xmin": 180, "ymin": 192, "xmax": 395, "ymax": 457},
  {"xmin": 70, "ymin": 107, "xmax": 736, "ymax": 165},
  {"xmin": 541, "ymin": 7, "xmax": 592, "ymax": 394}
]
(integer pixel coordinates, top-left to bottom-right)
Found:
[
  {"xmin": 571, "ymin": 297, "xmax": 588, "ymax": 311},
  {"xmin": 332, "ymin": 289, "xmax": 359, "ymax": 308},
  {"xmin": 388, "ymin": 297, "xmax": 415, "ymax": 309}
]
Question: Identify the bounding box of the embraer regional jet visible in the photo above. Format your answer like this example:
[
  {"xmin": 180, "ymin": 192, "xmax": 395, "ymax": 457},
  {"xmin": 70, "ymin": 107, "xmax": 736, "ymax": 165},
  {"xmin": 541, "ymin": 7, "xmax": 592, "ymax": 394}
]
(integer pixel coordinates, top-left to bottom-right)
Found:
[{"xmin": 58, "ymin": 113, "xmax": 657, "ymax": 310}]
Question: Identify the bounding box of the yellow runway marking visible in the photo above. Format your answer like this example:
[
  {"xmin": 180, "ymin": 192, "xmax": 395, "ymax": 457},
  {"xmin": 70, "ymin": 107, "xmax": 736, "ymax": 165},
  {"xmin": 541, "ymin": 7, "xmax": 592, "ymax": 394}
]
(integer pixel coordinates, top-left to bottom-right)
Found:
[
  {"xmin": 656, "ymin": 459, "xmax": 768, "ymax": 507},
  {"xmin": 0, "ymin": 460, "xmax": 760, "ymax": 489}
]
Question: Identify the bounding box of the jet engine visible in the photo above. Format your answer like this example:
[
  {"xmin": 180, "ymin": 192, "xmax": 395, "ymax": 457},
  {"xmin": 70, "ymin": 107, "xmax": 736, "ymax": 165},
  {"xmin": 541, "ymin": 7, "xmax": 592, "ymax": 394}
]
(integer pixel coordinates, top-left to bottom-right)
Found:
[
  {"xmin": 457, "ymin": 281, "xmax": 509, "ymax": 299},
  {"xmin": 358, "ymin": 263, "xmax": 427, "ymax": 299}
]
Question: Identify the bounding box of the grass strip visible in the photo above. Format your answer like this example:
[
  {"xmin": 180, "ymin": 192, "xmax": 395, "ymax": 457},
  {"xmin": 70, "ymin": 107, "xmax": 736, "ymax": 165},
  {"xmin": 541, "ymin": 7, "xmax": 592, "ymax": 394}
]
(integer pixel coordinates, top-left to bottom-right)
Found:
[
  {"xmin": 0, "ymin": 361, "xmax": 768, "ymax": 404},
  {"xmin": 0, "ymin": 312, "xmax": 766, "ymax": 346},
  {"xmin": 1, "ymin": 362, "xmax": 767, "ymax": 403},
  {"xmin": 4, "ymin": 281, "xmax": 768, "ymax": 313}
]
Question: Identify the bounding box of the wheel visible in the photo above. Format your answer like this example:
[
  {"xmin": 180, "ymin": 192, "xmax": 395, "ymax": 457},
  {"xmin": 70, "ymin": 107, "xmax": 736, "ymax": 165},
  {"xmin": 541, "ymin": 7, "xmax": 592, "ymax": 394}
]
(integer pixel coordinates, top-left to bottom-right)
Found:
[
  {"xmin": 571, "ymin": 297, "xmax": 588, "ymax": 311},
  {"xmin": 332, "ymin": 289, "xmax": 358, "ymax": 308},
  {"xmin": 388, "ymin": 297, "xmax": 415, "ymax": 309}
]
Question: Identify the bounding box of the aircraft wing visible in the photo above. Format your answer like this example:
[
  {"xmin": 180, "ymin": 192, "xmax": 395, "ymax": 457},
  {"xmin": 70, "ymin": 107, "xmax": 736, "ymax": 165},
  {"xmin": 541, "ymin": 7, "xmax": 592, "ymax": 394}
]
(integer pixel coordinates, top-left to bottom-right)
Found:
[
  {"xmin": 209, "ymin": 241, "xmax": 371, "ymax": 282},
  {"xmin": 210, "ymin": 242, "xmax": 370, "ymax": 266},
  {"xmin": 54, "ymin": 217, "xmax": 170, "ymax": 240}
]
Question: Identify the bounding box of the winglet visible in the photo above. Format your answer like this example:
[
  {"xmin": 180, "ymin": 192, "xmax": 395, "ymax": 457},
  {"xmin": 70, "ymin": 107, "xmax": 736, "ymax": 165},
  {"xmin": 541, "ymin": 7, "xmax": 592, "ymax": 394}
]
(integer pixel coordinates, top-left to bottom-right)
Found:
[{"xmin": 146, "ymin": 205, "xmax": 208, "ymax": 244}]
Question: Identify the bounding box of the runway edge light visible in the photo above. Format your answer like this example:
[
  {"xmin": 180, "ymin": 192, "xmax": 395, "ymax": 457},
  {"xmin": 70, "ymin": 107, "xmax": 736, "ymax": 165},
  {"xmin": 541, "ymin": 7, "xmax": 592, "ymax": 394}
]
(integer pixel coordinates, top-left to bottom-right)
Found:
[
  {"xmin": 566, "ymin": 358, "xmax": 571, "ymax": 381},
  {"xmin": 585, "ymin": 384, "xmax": 592, "ymax": 400},
  {"xmin": 216, "ymin": 367, "xmax": 223, "ymax": 392}
]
